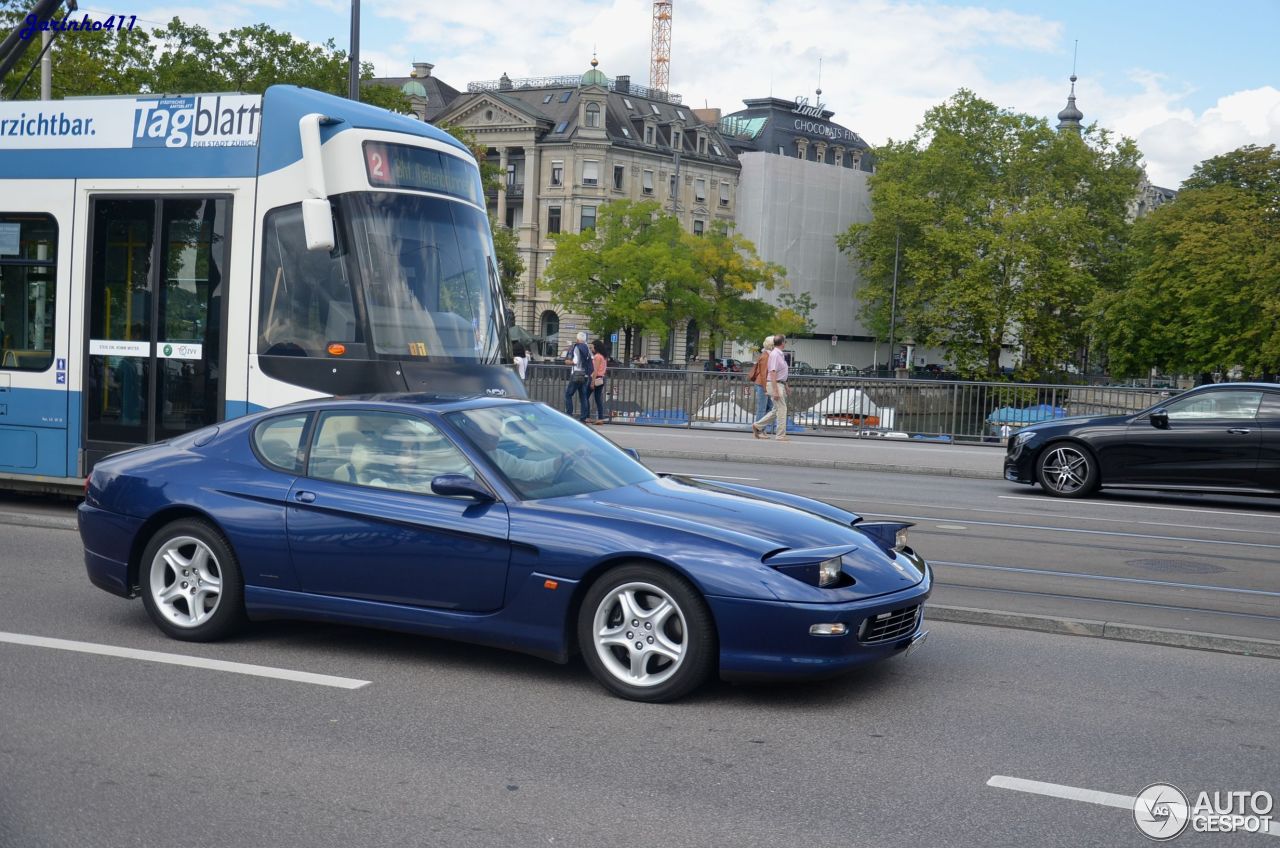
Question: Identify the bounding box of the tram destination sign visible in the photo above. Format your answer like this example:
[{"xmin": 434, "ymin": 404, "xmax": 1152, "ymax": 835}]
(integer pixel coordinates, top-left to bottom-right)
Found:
[{"xmin": 363, "ymin": 141, "xmax": 484, "ymax": 206}]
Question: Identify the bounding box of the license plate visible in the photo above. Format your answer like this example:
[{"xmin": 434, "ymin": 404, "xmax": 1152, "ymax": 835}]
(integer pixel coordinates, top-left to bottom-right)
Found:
[{"xmin": 904, "ymin": 629, "xmax": 928, "ymax": 657}]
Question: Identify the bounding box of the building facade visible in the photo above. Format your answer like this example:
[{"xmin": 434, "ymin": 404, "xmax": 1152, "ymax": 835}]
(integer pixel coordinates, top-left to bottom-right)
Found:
[
  {"xmin": 432, "ymin": 60, "xmax": 742, "ymax": 362},
  {"xmin": 719, "ymin": 95, "xmax": 895, "ymax": 369}
]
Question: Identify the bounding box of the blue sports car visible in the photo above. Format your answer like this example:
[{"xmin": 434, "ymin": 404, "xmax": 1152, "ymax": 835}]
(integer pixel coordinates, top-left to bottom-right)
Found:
[{"xmin": 80, "ymin": 395, "xmax": 931, "ymax": 702}]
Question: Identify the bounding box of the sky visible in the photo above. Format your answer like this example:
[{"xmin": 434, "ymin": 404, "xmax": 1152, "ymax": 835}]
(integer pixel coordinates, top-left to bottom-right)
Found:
[{"xmin": 85, "ymin": 0, "xmax": 1279, "ymax": 187}]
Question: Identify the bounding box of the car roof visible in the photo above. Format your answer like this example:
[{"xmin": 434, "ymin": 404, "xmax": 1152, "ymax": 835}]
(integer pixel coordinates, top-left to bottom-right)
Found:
[{"xmin": 274, "ymin": 393, "xmax": 525, "ymax": 415}]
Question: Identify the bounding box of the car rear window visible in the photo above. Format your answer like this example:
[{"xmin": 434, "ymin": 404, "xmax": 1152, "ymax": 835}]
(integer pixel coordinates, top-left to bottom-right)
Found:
[{"xmin": 253, "ymin": 413, "xmax": 310, "ymax": 473}]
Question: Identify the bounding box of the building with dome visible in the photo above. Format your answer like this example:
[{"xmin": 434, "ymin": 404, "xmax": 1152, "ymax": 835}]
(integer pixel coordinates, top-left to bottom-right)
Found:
[
  {"xmin": 364, "ymin": 61, "xmax": 463, "ymax": 122},
  {"xmin": 433, "ymin": 58, "xmax": 742, "ymax": 361}
]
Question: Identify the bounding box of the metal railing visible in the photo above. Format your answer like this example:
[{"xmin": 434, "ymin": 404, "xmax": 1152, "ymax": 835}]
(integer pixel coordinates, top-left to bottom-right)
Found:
[{"xmin": 523, "ymin": 364, "xmax": 1178, "ymax": 445}]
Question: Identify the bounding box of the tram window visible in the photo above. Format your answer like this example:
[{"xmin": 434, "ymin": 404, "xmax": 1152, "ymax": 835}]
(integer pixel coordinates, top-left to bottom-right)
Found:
[
  {"xmin": 0, "ymin": 213, "xmax": 57, "ymax": 371},
  {"xmin": 259, "ymin": 203, "xmax": 362, "ymax": 357}
]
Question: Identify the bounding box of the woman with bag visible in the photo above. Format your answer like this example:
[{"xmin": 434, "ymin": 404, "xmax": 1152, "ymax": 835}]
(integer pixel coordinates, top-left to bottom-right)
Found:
[
  {"xmin": 589, "ymin": 339, "xmax": 610, "ymax": 424},
  {"xmin": 748, "ymin": 335, "xmax": 775, "ymax": 434}
]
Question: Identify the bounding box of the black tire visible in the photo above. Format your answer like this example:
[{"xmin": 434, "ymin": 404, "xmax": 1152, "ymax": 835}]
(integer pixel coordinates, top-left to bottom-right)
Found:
[
  {"xmin": 1035, "ymin": 441, "xmax": 1099, "ymax": 498},
  {"xmin": 577, "ymin": 563, "xmax": 716, "ymax": 703},
  {"xmin": 139, "ymin": 518, "xmax": 246, "ymax": 642}
]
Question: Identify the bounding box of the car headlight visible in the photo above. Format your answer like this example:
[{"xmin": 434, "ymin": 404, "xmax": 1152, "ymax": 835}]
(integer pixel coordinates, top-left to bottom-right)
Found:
[
  {"xmin": 818, "ymin": 556, "xmax": 842, "ymax": 587},
  {"xmin": 1013, "ymin": 430, "xmax": 1035, "ymax": 446},
  {"xmin": 856, "ymin": 521, "xmax": 913, "ymax": 555}
]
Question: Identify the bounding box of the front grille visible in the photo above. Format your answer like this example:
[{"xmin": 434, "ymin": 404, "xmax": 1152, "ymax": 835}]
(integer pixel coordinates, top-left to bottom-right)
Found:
[{"xmin": 859, "ymin": 605, "xmax": 920, "ymax": 644}]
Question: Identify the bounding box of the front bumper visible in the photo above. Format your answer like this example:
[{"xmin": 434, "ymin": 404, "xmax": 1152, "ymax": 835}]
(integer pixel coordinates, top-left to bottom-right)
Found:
[
  {"xmin": 709, "ymin": 566, "xmax": 933, "ymax": 681},
  {"xmin": 1003, "ymin": 440, "xmax": 1036, "ymax": 484}
]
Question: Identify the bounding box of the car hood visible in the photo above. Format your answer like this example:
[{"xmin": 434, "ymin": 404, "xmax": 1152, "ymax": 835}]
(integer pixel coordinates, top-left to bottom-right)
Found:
[
  {"xmin": 1022, "ymin": 412, "xmax": 1131, "ymax": 434},
  {"xmin": 546, "ymin": 476, "xmax": 863, "ymax": 554}
]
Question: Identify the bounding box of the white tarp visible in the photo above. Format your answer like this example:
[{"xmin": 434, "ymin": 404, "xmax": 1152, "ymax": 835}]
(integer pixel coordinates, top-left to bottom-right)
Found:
[{"xmin": 798, "ymin": 388, "xmax": 896, "ymax": 427}]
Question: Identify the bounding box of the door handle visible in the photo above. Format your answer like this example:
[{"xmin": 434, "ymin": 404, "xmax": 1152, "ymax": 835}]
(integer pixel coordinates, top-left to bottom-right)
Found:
[
  {"xmin": 293, "ymin": 490, "xmax": 316, "ymax": 503},
  {"xmin": 1226, "ymin": 428, "xmax": 1251, "ymax": 435}
]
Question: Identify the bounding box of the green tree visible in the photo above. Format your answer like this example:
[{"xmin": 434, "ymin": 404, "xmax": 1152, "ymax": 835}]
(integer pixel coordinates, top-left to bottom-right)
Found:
[
  {"xmin": 1099, "ymin": 145, "xmax": 1280, "ymax": 376},
  {"xmin": 774, "ymin": 291, "xmax": 816, "ymax": 337},
  {"xmin": 1, "ymin": 5, "xmax": 409, "ymax": 111},
  {"xmin": 837, "ymin": 89, "xmax": 1141, "ymax": 378},
  {"xmin": 543, "ymin": 200, "xmax": 699, "ymax": 361},
  {"xmin": 489, "ymin": 218, "xmax": 525, "ymax": 305},
  {"xmin": 684, "ymin": 221, "xmax": 782, "ymax": 357}
]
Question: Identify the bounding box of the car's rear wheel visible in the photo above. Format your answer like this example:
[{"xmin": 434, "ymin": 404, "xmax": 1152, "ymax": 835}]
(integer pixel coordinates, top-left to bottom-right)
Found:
[
  {"xmin": 578, "ymin": 564, "xmax": 716, "ymax": 702},
  {"xmin": 140, "ymin": 518, "xmax": 245, "ymax": 642},
  {"xmin": 1036, "ymin": 442, "xmax": 1099, "ymax": 498}
]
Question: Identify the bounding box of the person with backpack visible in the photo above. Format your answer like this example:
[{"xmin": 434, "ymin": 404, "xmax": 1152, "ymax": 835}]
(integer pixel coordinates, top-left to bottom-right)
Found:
[{"xmin": 563, "ymin": 331, "xmax": 593, "ymax": 421}]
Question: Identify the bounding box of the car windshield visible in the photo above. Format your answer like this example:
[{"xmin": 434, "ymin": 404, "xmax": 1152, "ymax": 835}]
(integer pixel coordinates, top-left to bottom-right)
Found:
[{"xmin": 448, "ymin": 404, "xmax": 655, "ymax": 500}]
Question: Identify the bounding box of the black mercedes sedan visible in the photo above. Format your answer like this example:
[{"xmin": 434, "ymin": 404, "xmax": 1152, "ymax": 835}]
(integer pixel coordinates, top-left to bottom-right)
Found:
[{"xmin": 1004, "ymin": 383, "xmax": 1280, "ymax": 498}]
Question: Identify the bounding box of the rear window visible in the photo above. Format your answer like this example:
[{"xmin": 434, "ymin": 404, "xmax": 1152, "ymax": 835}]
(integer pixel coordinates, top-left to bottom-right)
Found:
[{"xmin": 253, "ymin": 413, "xmax": 310, "ymax": 472}]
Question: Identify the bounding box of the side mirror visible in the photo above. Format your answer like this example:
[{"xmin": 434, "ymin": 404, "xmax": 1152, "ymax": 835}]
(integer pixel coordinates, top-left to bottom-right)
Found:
[
  {"xmin": 301, "ymin": 198, "xmax": 335, "ymax": 252},
  {"xmin": 431, "ymin": 474, "xmax": 494, "ymax": 501},
  {"xmin": 622, "ymin": 447, "xmax": 640, "ymax": 461},
  {"xmin": 1149, "ymin": 409, "xmax": 1170, "ymax": 430}
]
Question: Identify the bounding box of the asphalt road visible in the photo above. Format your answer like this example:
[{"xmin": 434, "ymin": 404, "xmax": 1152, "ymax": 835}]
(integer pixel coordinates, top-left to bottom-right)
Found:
[
  {"xmin": 0, "ymin": 521, "xmax": 1276, "ymax": 847},
  {"xmin": 644, "ymin": 458, "xmax": 1280, "ymax": 644}
]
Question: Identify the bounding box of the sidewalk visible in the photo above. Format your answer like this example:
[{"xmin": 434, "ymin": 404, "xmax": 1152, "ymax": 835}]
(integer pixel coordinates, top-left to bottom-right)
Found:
[{"xmin": 598, "ymin": 423, "xmax": 1006, "ymax": 480}]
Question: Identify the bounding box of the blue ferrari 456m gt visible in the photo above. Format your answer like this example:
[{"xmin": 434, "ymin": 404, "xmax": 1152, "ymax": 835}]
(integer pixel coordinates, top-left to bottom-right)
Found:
[{"xmin": 80, "ymin": 395, "xmax": 931, "ymax": 701}]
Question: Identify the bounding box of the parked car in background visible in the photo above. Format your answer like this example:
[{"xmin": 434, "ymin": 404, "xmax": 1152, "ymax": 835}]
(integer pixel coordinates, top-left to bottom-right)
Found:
[
  {"xmin": 825, "ymin": 363, "xmax": 862, "ymax": 376},
  {"xmin": 80, "ymin": 395, "xmax": 932, "ymax": 702},
  {"xmin": 791, "ymin": 360, "xmax": 817, "ymax": 375},
  {"xmin": 1004, "ymin": 382, "xmax": 1280, "ymax": 498},
  {"xmin": 703, "ymin": 358, "xmax": 743, "ymax": 373}
]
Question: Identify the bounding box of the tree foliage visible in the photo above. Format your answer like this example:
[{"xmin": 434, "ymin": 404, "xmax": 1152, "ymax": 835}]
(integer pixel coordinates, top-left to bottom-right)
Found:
[
  {"xmin": 543, "ymin": 200, "xmax": 703, "ymax": 361},
  {"xmin": 685, "ymin": 220, "xmax": 786, "ymax": 355},
  {"xmin": 1097, "ymin": 145, "xmax": 1280, "ymax": 376},
  {"xmin": 0, "ymin": 3, "xmax": 408, "ymax": 113},
  {"xmin": 837, "ymin": 89, "xmax": 1142, "ymax": 378},
  {"xmin": 489, "ymin": 219, "xmax": 525, "ymax": 306}
]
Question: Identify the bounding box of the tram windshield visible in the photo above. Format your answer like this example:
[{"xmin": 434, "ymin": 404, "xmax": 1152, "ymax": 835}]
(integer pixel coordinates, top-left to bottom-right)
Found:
[{"xmin": 258, "ymin": 192, "xmax": 506, "ymax": 364}]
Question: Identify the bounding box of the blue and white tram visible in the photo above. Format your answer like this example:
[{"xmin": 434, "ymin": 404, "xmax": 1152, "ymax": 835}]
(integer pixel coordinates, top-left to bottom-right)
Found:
[{"xmin": 0, "ymin": 85, "xmax": 519, "ymax": 491}]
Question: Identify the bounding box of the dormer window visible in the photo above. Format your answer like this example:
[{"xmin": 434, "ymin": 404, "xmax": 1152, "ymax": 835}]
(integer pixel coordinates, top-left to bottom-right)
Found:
[
  {"xmin": 584, "ymin": 102, "xmax": 601, "ymax": 128},
  {"xmin": 672, "ymin": 130, "xmax": 682, "ymax": 150},
  {"xmin": 697, "ymin": 135, "xmax": 708, "ymax": 154},
  {"xmin": 644, "ymin": 125, "xmax": 655, "ymax": 145}
]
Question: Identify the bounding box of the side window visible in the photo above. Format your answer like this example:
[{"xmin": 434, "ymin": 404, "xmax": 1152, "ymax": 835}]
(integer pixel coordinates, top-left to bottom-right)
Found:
[
  {"xmin": 308, "ymin": 411, "xmax": 477, "ymax": 494},
  {"xmin": 253, "ymin": 413, "xmax": 310, "ymax": 473},
  {"xmin": 258, "ymin": 203, "xmax": 361, "ymax": 357},
  {"xmin": 1259, "ymin": 393, "xmax": 1280, "ymax": 420},
  {"xmin": 1165, "ymin": 390, "xmax": 1262, "ymax": 421},
  {"xmin": 0, "ymin": 213, "xmax": 57, "ymax": 371}
]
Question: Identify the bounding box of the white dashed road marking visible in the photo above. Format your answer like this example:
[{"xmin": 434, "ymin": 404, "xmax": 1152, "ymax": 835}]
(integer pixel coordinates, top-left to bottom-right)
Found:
[
  {"xmin": 0, "ymin": 631, "xmax": 371, "ymax": 690},
  {"xmin": 988, "ymin": 775, "xmax": 1278, "ymax": 838}
]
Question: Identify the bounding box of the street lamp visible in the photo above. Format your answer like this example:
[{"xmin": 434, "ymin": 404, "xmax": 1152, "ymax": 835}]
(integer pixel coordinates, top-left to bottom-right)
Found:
[
  {"xmin": 888, "ymin": 228, "xmax": 900, "ymax": 373},
  {"xmin": 347, "ymin": 0, "xmax": 360, "ymax": 101}
]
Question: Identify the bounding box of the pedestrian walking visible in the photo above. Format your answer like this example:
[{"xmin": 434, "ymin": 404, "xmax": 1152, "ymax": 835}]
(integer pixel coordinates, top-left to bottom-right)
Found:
[
  {"xmin": 589, "ymin": 339, "xmax": 609, "ymax": 423},
  {"xmin": 752, "ymin": 334, "xmax": 790, "ymax": 441},
  {"xmin": 746, "ymin": 335, "xmax": 775, "ymax": 434},
  {"xmin": 563, "ymin": 331, "xmax": 593, "ymax": 421}
]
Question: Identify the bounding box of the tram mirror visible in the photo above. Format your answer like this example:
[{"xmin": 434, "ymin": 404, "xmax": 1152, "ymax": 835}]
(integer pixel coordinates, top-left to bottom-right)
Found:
[{"xmin": 302, "ymin": 198, "xmax": 335, "ymax": 252}]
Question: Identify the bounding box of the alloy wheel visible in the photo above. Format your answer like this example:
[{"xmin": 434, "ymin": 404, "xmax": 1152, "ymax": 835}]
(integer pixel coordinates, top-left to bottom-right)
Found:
[
  {"xmin": 1040, "ymin": 445, "xmax": 1092, "ymax": 495},
  {"xmin": 148, "ymin": 535, "xmax": 224, "ymax": 629},
  {"xmin": 591, "ymin": 581, "xmax": 687, "ymax": 687}
]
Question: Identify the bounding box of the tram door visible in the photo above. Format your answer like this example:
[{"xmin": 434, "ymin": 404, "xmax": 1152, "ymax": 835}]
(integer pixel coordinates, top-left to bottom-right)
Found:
[{"xmin": 83, "ymin": 197, "xmax": 230, "ymax": 469}]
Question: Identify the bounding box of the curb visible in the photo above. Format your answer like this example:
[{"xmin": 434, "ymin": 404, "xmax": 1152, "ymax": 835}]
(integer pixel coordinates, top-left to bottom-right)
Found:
[
  {"xmin": 630, "ymin": 447, "xmax": 1003, "ymax": 480},
  {"xmin": 0, "ymin": 510, "xmax": 78, "ymax": 532},
  {"xmin": 928, "ymin": 604, "xmax": 1280, "ymax": 660}
]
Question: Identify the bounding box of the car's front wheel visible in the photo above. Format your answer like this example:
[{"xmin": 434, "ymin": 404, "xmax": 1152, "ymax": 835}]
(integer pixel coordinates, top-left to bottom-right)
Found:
[
  {"xmin": 578, "ymin": 564, "xmax": 716, "ymax": 702},
  {"xmin": 140, "ymin": 518, "xmax": 245, "ymax": 642},
  {"xmin": 1035, "ymin": 442, "xmax": 1099, "ymax": 498}
]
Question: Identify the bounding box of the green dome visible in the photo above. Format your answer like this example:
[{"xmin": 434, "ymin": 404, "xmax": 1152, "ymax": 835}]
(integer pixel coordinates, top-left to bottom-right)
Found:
[
  {"xmin": 401, "ymin": 80, "xmax": 427, "ymax": 97},
  {"xmin": 581, "ymin": 68, "xmax": 606, "ymax": 87}
]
